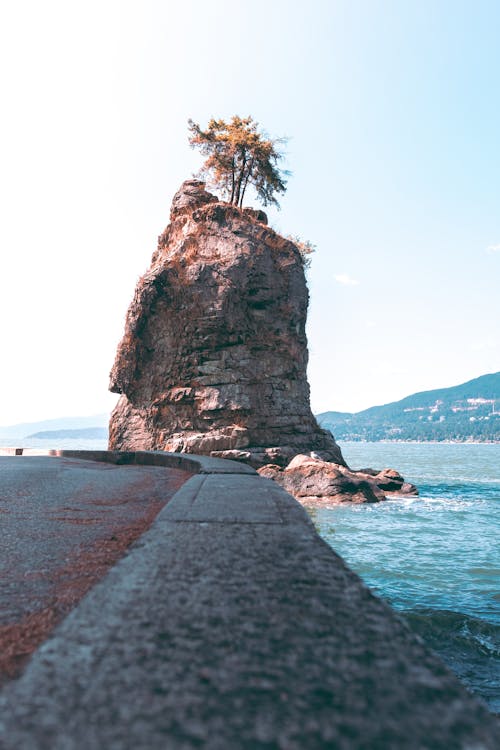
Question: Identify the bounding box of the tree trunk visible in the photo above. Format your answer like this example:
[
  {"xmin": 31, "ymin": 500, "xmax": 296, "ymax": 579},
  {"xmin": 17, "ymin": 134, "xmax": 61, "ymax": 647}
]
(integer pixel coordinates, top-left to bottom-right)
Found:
[
  {"xmin": 229, "ymin": 157, "xmax": 236, "ymax": 204},
  {"xmin": 239, "ymin": 158, "xmax": 254, "ymax": 207},
  {"xmin": 234, "ymin": 150, "xmax": 247, "ymax": 206}
]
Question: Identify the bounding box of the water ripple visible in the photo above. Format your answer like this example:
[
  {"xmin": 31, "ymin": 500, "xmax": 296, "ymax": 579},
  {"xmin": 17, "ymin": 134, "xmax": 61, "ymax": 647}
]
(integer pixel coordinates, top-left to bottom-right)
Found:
[{"xmin": 313, "ymin": 441, "xmax": 500, "ymax": 712}]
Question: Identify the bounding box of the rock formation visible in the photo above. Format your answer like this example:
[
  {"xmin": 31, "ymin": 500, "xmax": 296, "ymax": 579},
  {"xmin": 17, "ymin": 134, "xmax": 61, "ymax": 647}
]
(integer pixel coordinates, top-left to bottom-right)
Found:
[
  {"xmin": 259, "ymin": 457, "xmax": 418, "ymax": 505},
  {"xmin": 109, "ymin": 180, "xmax": 344, "ymax": 467},
  {"xmin": 109, "ymin": 179, "xmax": 417, "ymax": 503}
]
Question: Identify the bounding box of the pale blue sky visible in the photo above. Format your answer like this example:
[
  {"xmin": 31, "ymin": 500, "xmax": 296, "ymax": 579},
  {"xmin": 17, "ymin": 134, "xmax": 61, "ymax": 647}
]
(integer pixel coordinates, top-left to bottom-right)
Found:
[{"xmin": 0, "ymin": 0, "xmax": 498, "ymax": 424}]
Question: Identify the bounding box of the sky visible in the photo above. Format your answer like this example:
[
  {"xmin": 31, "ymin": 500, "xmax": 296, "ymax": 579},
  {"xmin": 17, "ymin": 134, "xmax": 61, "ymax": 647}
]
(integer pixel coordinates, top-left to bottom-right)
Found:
[{"xmin": 0, "ymin": 0, "xmax": 498, "ymax": 425}]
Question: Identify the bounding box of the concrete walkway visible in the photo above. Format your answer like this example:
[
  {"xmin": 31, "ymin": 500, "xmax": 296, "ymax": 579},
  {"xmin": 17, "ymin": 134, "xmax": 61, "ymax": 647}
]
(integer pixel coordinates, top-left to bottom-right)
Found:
[
  {"xmin": 0, "ymin": 450, "xmax": 498, "ymax": 749},
  {"xmin": 0, "ymin": 455, "xmax": 190, "ymax": 685}
]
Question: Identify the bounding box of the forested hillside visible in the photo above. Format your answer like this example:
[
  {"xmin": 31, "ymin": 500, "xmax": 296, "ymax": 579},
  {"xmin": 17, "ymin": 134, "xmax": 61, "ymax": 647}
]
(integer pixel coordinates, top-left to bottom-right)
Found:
[{"xmin": 317, "ymin": 372, "xmax": 500, "ymax": 442}]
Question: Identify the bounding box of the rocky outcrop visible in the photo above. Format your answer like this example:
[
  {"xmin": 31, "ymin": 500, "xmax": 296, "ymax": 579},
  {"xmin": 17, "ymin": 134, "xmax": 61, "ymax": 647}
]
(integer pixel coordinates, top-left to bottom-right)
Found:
[
  {"xmin": 109, "ymin": 180, "xmax": 344, "ymax": 467},
  {"xmin": 109, "ymin": 179, "xmax": 418, "ymax": 503},
  {"xmin": 259, "ymin": 456, "xmax": 418, "ymax": 505}
]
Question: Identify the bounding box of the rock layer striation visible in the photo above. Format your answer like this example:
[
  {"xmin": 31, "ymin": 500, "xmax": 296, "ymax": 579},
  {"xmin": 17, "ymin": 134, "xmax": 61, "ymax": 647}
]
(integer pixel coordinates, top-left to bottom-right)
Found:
[{"xmin": 109, "ymin": 180, "xmax": 344, "ymax": 467}]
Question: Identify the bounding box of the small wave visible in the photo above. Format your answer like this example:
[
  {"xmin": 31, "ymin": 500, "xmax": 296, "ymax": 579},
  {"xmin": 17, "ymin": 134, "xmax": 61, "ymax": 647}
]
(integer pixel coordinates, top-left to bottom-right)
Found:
[
  {"xmin": 468, "ymin": 567, "xmax": 500, "ymax": 578},
  {"xmin": 419, "ymin": 481, "xmax": 500, "ymax": 498},
  {"xmin": 462, "ymin": 627, "xmax": 500, "ymax": 658},
  {"xmin": 414, "ymin": 475, "xmax": 500, "ymax": 485},
  {"xmin": 402, "ymin": 608, "xmax": 499, "ymax": 636},
  {"xmin": 383, "ymin": 494, "xmax": 481, "ymax": 514},
  {"xmin": 401, "ymin": 607, "xmax": 500, "ymax": 712}
]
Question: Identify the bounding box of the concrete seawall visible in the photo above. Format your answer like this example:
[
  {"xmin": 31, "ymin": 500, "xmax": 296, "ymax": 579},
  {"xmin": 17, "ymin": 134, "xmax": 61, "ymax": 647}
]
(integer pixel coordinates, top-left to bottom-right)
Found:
[{"xmin": 0, "ymin": 450, "xmax": 498, "ymax": 748}]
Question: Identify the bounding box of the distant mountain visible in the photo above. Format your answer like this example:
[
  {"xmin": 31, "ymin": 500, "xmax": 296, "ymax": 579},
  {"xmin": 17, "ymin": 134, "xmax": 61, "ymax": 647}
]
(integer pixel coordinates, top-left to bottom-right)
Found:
[
  {"xmin": 317, "ymin": 372, "xmax": 500, "ymax": 442},
  {"xmin": 26, "ymin": 427, "xmax": 108, "ymax": 440},
  {"xmin": 0, "ymin": 414, "xmax": 109, "ymax": 440}
]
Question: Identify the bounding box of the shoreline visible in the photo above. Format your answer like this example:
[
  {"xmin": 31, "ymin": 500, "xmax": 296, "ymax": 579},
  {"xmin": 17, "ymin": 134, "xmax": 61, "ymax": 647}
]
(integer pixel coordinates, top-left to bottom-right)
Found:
[{"xmin": 338, "ymin": 439, "xmax": 500, "ymax": 445}]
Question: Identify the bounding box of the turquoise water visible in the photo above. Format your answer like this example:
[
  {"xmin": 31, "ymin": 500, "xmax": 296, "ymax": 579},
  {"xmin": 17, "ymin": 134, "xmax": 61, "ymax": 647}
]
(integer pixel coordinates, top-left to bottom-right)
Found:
[
  {"xmin": 313, "ymin": 442, "xmax": 500, "ymax": 713},
  {"xmin": 0, "ymin": 437, "xmax": 109, "ymax": 451}
]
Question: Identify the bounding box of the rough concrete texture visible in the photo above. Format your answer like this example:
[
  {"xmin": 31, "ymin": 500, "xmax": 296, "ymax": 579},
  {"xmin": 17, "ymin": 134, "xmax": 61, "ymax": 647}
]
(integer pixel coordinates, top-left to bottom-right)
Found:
[
  {"xmin": 0, "ymin": 454, "xmax": 498, "ymax": 749},
  {"xmin": 108, "ymin": 180, "xmax": 344, "ymax": 467},
  {"xmin": 0, "ymin": 455, "xmax": 189, "ymax": 685}
]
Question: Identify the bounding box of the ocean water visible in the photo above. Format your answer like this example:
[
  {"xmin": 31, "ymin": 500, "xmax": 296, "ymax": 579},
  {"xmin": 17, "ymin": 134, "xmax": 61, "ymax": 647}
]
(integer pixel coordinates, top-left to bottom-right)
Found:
[
  {"xmin": 0, "ymin": 437, "xmax": 109, "ymax": 451},
  {"xmin": 312, "ymin": 442, "xmax": 500, "ymax": 713}
]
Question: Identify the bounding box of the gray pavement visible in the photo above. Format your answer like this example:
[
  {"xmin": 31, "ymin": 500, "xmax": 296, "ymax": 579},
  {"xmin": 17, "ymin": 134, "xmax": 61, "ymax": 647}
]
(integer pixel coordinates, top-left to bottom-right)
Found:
[
  {"xmin": 0, "ymin": 451, "xmax": 499, "ymax": 749},
  {"xmin": 0, "ymin": 456, "xmax": 189, "ymax": 624}
]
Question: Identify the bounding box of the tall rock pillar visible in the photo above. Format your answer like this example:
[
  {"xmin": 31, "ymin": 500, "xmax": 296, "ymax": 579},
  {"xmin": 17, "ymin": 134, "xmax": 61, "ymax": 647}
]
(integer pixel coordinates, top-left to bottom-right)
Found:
[{"xmin": 109, "ymin": 180, "xmax": 345, "ymax": 468}]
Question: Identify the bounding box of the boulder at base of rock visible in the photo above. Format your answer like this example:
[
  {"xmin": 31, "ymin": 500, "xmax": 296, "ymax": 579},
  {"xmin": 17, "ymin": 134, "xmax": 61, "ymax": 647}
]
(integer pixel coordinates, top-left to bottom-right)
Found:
[
  {"xmin": 258, "ymin": 455, "xmax": 418, "ymax": 505},
  {"xmin": 357, "ymin": 467, "xmax": 418, "ymax": 495}
]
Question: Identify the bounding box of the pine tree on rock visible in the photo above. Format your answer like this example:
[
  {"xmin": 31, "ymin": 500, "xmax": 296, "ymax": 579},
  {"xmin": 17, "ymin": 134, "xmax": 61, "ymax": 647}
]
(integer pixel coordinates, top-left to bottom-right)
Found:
[{"xmin": 188, "ymin": 116, "xmax": 288, "ymax": 208}]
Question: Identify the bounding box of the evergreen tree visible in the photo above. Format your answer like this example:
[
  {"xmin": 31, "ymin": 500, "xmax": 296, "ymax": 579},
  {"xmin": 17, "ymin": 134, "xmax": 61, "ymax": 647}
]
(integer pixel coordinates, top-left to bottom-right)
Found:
[{"xmin": 188, "ymin": 116, "xmax": 288, "ymax": 208}]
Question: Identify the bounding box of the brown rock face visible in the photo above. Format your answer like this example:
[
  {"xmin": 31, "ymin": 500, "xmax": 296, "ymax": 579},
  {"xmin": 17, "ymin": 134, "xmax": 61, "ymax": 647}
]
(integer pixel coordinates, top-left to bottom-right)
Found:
[{"xmin": 109, "ymin": 180, "xmax": 344, "ymax": 467}]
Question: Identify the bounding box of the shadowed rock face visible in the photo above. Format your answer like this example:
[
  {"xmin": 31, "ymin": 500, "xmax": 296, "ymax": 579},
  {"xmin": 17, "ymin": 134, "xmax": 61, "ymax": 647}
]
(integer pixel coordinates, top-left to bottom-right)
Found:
[{"xmin": 109, "ymin": 180, "xmax": 344, "ymax": 467}]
